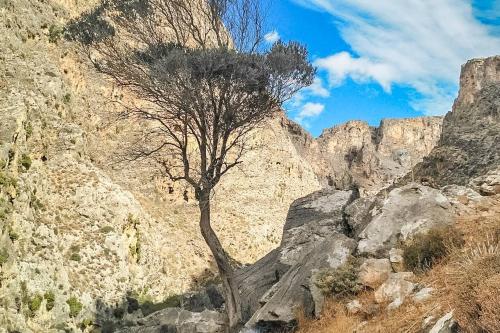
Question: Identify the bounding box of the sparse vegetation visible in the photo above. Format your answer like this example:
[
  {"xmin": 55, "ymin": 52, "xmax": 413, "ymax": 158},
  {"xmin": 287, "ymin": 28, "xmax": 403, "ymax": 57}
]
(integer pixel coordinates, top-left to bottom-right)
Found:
[
  {"xmin": 314, "ymin": 258, "xmax": 362, "ymax": 299},
  {"xmin": 8, "ymin": 228, "xmax": 19, "ymax": 241},
  {"xmin": 446, "ymin": 237, "xmax": 500, "ymax": 332},
  {"xmin": 28, "ymin": 294, "xmax": 43, "ymax": 317},
  {"xmin": 63, "ymin": 93, "xmax": 71, "ymax": 104},
  {"xmin": 139, "ymin": 294, "xmax": 183, "ymax": 317},
  {"xmin": 19, "ymin": 154, "xmax": 32, "ymax": 171},
  {"xmin": 402, "ymin": 226, "xmax": 464, "ymax": 272},
  {"xmin": 296, "ymin": 300, "xmax": 361, "ymax": 333},
  {"xmin": 100, "ymin": 226, "xmax": 114, "ymax": 233},
  {"xmin": 0, "ymin": 171, "xmax": 17, "ymax": 188},
  {"xmin": 25, "ymin": 122, "xmax": 33, "ymax": 138},
  {"xmin": 69, "ymin": 244, "xmax": 81, "ymax": 262},
  {"xmin": 48, "ymin": 24, "xmax": 63, "ymax": 43},
  {"xmin": 67, "ymin": 296, "xmax": 83, "ymax": 318},
  {"xmin": 0, "ymin": 198, "xmax": 12, "ymax": 221},
  {"xmin": 0, "ymin": 248, "xmax": 9, "ymax": 265},
  {"xmin": 44, "ymin": 291, "xmax": 55, "ymax": 311}
]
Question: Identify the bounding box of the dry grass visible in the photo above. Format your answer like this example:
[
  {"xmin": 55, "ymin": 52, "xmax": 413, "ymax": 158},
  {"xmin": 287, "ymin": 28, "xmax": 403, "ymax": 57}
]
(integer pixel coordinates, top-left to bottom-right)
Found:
[
  {"xmin": 297, "ymin": 195, "xmax": 500, "ymax": 333},
  {"xmin": 296, "ymin": 301, "xmax": 361, "ymax": 333}
]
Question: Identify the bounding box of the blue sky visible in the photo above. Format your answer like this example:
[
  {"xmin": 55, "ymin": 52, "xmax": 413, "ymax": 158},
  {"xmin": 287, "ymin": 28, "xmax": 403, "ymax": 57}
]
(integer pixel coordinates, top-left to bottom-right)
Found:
[{"xmin": 264, "ymin": 0, "xmax": 500, "ymax": 136}]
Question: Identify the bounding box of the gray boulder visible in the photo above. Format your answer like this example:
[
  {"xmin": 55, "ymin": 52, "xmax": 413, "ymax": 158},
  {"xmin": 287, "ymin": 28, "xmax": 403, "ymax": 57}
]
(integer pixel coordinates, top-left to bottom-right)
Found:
[
  {"xmin": 357, "ymin": 183, "xmax": 453, "ymax": 256},
  {"xmin": 117, "ymin": 308, "xmax": 227, "ymax": 333},
  {"xmin": 428, "ymin": 311, "xmax": 458, "ymax": 333},
  {"xmin": 236, "ymin": 189, "xmax": 357, "ymax": 331}
]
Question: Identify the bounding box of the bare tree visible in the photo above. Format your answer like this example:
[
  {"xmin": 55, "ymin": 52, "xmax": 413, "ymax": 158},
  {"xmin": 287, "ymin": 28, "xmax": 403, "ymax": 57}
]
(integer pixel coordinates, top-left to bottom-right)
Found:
[{"xmin": 67, "ymin": 0, "xmax": 314, "ymax": 328}]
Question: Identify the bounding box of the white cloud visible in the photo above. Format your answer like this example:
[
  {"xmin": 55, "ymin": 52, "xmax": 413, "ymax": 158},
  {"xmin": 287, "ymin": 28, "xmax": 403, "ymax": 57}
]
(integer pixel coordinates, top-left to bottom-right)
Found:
[
  {"xmin": 295, "ymin": 102, "xmax": 325, "ymax": 122},
  {"xmin": 295, "ymin": 0, "xmax": 500, "ymax": 115},
  {"xmin": 314, "ymin": 52, "xmax": 394, "ymax": 92},
  {"xmin": 308, "ymin": 77, "xmax": 331, "ymax": 97},
  {"xmin": 264, "ymin": 30, "xmax": 280, "ymax": 43}
]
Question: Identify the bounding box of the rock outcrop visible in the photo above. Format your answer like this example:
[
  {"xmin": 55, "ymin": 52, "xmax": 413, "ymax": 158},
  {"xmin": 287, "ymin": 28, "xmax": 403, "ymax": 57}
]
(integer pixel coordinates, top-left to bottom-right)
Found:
[
  {"xmin": 236, "ymin": 190, "xmax": 357, "ymax": 331},
  {"xmin": 285, "ymin": 116, "xmax": 443, "ymax": 196},
  {"xmin": 356, "ymin": 183, "xmax": 454, "ymax": 256},
  {"xmin": 414, "ymin": 56, "xmax": 500, "ymax": 188}
]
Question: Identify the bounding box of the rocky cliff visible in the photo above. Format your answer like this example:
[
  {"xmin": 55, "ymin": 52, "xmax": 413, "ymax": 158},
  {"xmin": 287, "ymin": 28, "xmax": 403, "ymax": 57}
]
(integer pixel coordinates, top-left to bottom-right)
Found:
[
  {"xmin": 285, "ymin": 116, "xmax": 443, "ymax": 196},
  {"xmin": 414, "ymin": 56, "xmax": 500, "ymax": 190}
]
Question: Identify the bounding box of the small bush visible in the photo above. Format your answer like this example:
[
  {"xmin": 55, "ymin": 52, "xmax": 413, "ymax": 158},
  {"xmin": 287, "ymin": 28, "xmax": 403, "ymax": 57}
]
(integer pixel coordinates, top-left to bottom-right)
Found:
[
  {"xmin": 139, "ymin": 294, "xmax": 183, "ymax": 317},
  {"xmin": 67, "ymin": 296, "xmax": 83, "ymax": 318},
  {"xmin": 314, "ymin": 258, "xmax": 362, "ymax": 299},
  {"xmin": 49, "ymin": 24, "xmax": 63, "ymax": 43},
  {"xmin": 25, "ymin": 122, "xmax": 33, "ymax": 138},
  {"xmin": 8, "ymin": 228, "xmax": 19, "ymax": 241},
  {"xmin": 0, "ymin": 171, "xmax": 17, "ymax": 188},
  {"xmin": 28, "ymin": 294, "xmax": 43, "ymax": 317},
  {"xmin": 0, "ymin": 198, "xmax": 12, "ymax": 221},
  {"xmin": 402, "ymin": 226, "xmax": 464, "ymax": 272},
  {"xmin": 70, "ymin": 253, "xmax": 81, "ymax": 262},
  {"xmin": 63, "ymin": 93, "xmax": 71, "ymax": 104},
  {"xmin": 0, "ymin": 248, "xmax": 9, "ymax": 265},
  {"xmin": 79, "ymin": 318, "xmax": 93, "ymax": 330},
  {"xmin": 44, "ymin": 291, "xmax": 55, "ymax": 311},
  {"xmin": 100, "ymin": 226, "xmax": 114, "ymax": 233},
  {"xmin": 19, "ymin": 154, "xmax": 32, "ymax": 171}
]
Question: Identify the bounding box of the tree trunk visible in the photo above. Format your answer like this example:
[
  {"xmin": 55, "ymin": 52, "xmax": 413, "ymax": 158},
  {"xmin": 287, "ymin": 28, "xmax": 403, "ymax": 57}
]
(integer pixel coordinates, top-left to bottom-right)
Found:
[{"xmin": 198, "ymin": 190, "xmax": 242, "ymax": 331}]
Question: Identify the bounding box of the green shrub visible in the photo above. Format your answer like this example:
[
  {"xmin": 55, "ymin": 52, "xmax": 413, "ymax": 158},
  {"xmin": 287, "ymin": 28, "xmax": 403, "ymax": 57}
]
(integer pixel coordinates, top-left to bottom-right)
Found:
[
  {"xmin": 314, "ymin": 257, "xmax": 362, "ymax": 298},
  {"xmin": 100, "ymin": 226, "xmax": 114, "ymax": 233},
  {"xmin": 67, "ymin": 296, "xmax": 83, "ymax": 318},
  {"xmin": 63, "ymin": 93, "xmax": 71, "ymax": 104},
  {"xmin": 79, "ymin": 318, "xmax": 93, "ymax": 330},
  {"xmin": 0, "ymin": 171, "xmax": 17, "ymax": 188},
  {"xmin": 139, "ymin": 294, "xmax": 182, "ymax": 317},
  {"xmin": 19, "ymin": 154, "xmax": 32, "ymax": 171},
  {"xmin": 0, "ymin": 248, "xmax": 9, "ymax": 265},
  {"xmin": 8, "ymin": 228, "xmax": 19, "ymax": 241},
  {"xmin": 69, "ymin": 253, "xmax": 81, "ymax": 262},
  {"xmin": 44, "ymin": 291, "xmax": 55, "ymax": 311},
  {"xmin": 48, "ymin": 24, "xmax": 63, "ymax": 43},
  {"xmin": 402, "ymin": 226, "xmax": 464, "ymax": 272},
  {"xmin": 0, "ymin": 198, "xmax": 12, "ymax": 221},
  {"xmin": 28, "ymin": 294, "xmax": 43, "ymax": 317},
  {"xmin": 25, "ymin": 122, "xmax": 33, "ymax": 138}
]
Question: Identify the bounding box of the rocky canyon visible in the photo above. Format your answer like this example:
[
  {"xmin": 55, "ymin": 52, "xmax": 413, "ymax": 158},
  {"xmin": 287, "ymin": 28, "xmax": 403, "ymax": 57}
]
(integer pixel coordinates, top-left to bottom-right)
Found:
[{"xmin": 0, "ymin": 1, "xmax": 499, "ymax": 333}]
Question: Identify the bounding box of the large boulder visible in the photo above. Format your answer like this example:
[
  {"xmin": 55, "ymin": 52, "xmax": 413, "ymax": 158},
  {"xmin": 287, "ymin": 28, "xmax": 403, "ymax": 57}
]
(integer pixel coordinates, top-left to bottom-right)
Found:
[
  {"xmin": 357, "ymin": 184, "xmax": 453, "ymax": 256},
  {"xmin": 118, "ymin": 308, "xmax": 227, "ymax": 333},
  {"xmin": 236, "ymin": 189, "xmax": 357, "ymax": 331}
]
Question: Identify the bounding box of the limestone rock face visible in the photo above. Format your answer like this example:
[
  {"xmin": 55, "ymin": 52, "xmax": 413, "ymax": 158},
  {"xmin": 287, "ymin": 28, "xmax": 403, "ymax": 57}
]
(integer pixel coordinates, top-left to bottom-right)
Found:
[
  {"xmin": 285, "ymin": 116, "xmax": 443, "ymax": 196},
  {"xmin": 414, "ymin": 56, "xmax": 500, "ymax": 187},
  {"xmin": 357, "ymin": 184, "xmax": 453, "ymax": 256},
  {"xmin": 236, "ymin": 190, "xmax": 357, "ymax": 331}
]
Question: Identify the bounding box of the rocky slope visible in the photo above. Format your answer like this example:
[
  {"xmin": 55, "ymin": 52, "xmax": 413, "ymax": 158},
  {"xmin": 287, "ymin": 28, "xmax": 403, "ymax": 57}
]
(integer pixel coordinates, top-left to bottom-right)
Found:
[{"xmin": 0, "ymin": 0, "xmax": 448, "ymax": 332}]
